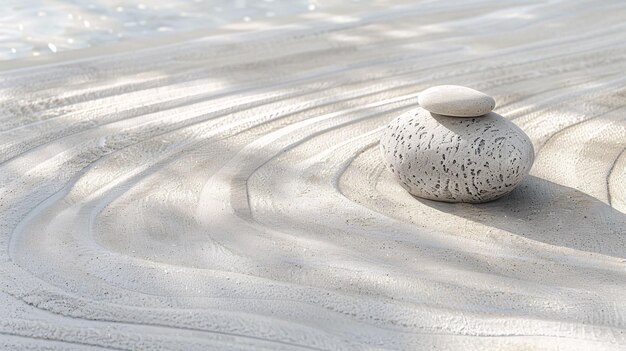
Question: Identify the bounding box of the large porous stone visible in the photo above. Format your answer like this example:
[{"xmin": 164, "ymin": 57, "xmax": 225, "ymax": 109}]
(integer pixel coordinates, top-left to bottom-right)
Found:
[
  {"xmin": 418, "ymin": 85, "xmax": 495, "ymax": 117},
  {"xmin": 380, "ymin": 107, "xmax": 534, "ymax": 203}
]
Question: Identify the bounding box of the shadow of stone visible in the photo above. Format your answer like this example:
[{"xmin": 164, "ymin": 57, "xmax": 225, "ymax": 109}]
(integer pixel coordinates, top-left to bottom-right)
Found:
[{"xmin": 415, "ymin": 175, "xmax": 626, "ymax": 258}]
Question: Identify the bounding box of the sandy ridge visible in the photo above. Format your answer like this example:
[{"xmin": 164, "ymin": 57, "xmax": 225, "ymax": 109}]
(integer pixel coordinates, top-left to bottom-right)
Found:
[{"xmin": 1, "ymin": 0, "xmax": 626, "ymax": 349}]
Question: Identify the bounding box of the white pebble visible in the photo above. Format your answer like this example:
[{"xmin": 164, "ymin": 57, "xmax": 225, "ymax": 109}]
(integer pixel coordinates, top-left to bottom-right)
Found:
[{"xmin": 418, "ymin": 85, "xmax": 495, "ymax": 117}]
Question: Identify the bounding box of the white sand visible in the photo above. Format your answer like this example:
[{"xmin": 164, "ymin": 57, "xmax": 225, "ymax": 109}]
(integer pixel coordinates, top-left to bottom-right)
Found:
[{"xmin": 1, "ymin": 0, "xmax": 626, "ymax": 349}]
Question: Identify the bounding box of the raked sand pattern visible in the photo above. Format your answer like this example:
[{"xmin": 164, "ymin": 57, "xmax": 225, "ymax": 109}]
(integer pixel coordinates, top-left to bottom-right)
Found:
[{"xmin": 1, "ymin": 0, "xmax": 626, "ymax": 349}]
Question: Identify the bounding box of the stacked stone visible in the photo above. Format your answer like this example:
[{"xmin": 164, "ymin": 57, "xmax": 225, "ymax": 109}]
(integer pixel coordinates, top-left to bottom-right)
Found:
[{"xmin": 380, "ymin": 85, "xmax": 534, "ymax": 203}]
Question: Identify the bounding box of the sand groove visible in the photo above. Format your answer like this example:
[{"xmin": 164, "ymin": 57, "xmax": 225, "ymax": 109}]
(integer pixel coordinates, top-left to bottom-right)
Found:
[{"xmin": 1, "ymin": 0, "xmax": 626, "ymax": 349}]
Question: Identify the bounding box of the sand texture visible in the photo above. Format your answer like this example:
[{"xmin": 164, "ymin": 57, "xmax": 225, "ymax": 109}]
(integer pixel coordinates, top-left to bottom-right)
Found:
[{"xmin": 1, "ymin": 0, "xmax": 626, "ymax": 349}]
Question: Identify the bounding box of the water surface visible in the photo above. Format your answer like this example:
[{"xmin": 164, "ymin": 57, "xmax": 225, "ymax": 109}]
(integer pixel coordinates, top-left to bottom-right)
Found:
[{"xmin": 1, "ymin": 0, "xmax": 370, "ymax": 61}]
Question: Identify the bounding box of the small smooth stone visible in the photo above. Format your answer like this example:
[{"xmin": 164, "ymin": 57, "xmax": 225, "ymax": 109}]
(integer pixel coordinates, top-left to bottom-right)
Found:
[
  {"xmin": 418, "ymin": 85, "xmax": 495, "ymax": 117},
  {"xmin": 380, "ymin": 107, "xmax": 534, "ymax": 203}
]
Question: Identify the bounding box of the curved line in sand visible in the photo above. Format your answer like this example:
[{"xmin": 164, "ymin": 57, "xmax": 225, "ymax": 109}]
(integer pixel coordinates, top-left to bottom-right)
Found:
[{"xmin": 1, "ymin": 1, "xmax": 626, "ymax": 349}]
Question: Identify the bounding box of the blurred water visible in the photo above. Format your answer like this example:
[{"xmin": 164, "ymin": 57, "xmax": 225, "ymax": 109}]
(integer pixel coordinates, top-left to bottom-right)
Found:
[{"xmin": 0, "ymin": 0, "xmax": 370, "ymax": 61}]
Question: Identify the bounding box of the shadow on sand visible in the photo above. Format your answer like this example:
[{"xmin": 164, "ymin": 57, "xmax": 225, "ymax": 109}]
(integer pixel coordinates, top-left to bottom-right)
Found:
[{"xmin": 416, "ymin": 175, "xmax": 626, "ymax": 259}]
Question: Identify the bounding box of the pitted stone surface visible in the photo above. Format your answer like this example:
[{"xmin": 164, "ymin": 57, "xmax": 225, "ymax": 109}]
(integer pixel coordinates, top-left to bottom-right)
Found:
[
  {"xmin": 418, "ymin": 85, "xmax": 495, "ymax": 117},
  {"xmin": 380, "ymin": 107, "xmax": 534, "ymax": 203}
]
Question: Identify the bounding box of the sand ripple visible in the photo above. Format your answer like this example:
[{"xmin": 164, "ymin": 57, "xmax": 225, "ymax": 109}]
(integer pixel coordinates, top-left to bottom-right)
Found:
[{"xmin": 1, "ymin": 0, "xmax": 626, "ymax": 349}]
